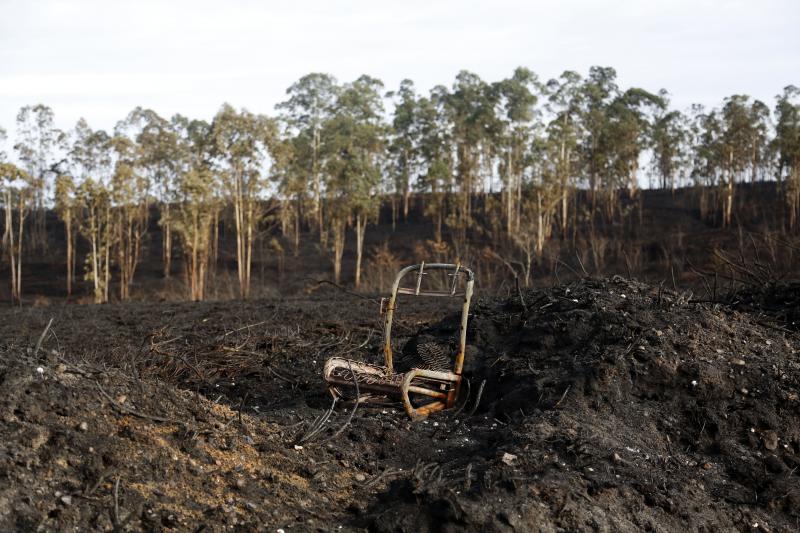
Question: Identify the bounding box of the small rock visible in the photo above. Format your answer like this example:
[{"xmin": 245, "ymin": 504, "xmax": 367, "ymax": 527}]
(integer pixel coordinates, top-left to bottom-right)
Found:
[
  {"xmin": 354, "ymin": 473, "xmax": 366, "ymax": 483},
  {"xmin": 702, "ymin": 462, "xmax": 712, "ymax": 470},
  {"xmin": 60, "ymin": 495, "xmax": 72, "ymax": 505},
  {"xmin": 731, "ymin": 358, "xmax": 745, "ymax": 366},
  {"xmin": 740, "ymin": 388, "xmax": 749, "ymax": 395},
  {"xmin": 78, "ymin": 421, "xmax": 88, "ymax": 432},
  {"xmin": 612, "ymin": 453, "xmax": 623, "ymax": 463},
  {"xmin": 294, "ymin": 445, "xmax": 303, "ymax": 451},
  {"xmin": 116, "ymin": 395, "xmax": 127, "ymax": 404},
  {"xmin": 501, "ymin": 452, "xmax": 517, "ymax": 465},
  {"xmin": 235, "ymin": 478, "xmax": 246, "ymax": 489},
  {"xmin": 763, "ymin": 431, "xmax": 779, "ymax": 451},
  {"xmin": 36, "ymin": 367, "xmax": 44, "ymax": 374}
]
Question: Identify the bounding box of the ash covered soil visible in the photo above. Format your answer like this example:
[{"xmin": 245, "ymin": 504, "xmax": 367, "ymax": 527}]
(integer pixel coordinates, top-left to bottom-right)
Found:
[{"xmin": 0, "ymin": 277, "xmax": 799, "ymax": 532}]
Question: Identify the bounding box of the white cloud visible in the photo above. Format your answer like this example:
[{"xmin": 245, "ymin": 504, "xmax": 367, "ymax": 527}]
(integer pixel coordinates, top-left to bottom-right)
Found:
[{"xmin": 0, "ymin": 0, "xmax": 797, "ymax": 138}]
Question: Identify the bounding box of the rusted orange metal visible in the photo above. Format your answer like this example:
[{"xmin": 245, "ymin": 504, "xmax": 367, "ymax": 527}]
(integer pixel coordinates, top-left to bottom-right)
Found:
[{"xmin": 322, "ymin": 263, "xmax": 475, "ymax": 420}]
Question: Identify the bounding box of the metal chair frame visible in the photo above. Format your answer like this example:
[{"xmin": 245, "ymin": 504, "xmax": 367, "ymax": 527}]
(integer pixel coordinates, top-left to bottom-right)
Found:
[{"xmin": 323, "ymin": 263, "xmax": 475, "ymax": 419}]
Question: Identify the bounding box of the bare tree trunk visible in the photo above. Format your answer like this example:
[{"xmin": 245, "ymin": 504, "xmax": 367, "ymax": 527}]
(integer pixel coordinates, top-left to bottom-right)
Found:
[
  {"xmin": 162, "ymin": 203, "xmax": 172, "ymax": 278},
  {"xmin": 233, "ymin": 174, "xmax": 245, "ymax": 298},
  {"xmin": 332, "ymin": 219, "xmax": 345, "ymax": 284},
  {"xmin": 355, "ymin": 212, "xmax": 367, "ymax": 288},
  {"xmin": 15, "ymin": 194, "xmax": 24, "ymax": 303},
  {"xmin": 212, "ymin": 208, "xmax": 219, "ymax": 271},
  {"xmin": 293, "ymin": 196, "xmax": 301, "ymax": 257},
  {"xmin": 65, "ymin": 211, "xmax": 73, "ymax": 296},
  {"xmin": 391, "ymin": 194, "xmax": 397, "ymax": 232},
  {"xmin": 5, "ymin": 190, "xmax": 18, "ymax": 304},
  {"xmin": 245, "ymin": 201, "xmax": 253, "ymax": 299},
  {"xmin": 435, "ymin": 197, "xmax": 443, "ymax": 244},
  {"xmin": 104, "ymin": 205, "xmax": 110, "ymax": 303}
]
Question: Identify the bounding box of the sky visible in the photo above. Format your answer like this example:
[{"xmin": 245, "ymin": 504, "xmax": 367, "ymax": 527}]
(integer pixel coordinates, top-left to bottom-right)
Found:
[{"xmin": 1, "ymin": 0, "xmax": 798, "ymax": 146}]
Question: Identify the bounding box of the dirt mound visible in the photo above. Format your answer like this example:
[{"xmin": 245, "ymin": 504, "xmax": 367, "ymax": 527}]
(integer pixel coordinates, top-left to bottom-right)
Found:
[
  {"xmin": 0, "ymin": 279, "xmax": 798, "ymax": 531},
  {"xmin": 0, "ymin": 349, "xmax": 362, "ymax": 530},
  {"xmin": 364, "ymin": 277, "xmax": 800, "ymax": 531}
]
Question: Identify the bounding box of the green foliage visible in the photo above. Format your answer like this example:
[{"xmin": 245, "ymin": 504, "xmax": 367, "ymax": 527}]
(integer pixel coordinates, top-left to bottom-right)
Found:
[{"xmin": 322, "ymin": 75, "xmax": 386, "ymax": 220}]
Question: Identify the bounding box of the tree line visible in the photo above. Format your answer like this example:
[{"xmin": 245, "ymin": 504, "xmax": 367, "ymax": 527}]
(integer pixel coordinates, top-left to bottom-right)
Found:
[{"xmin": 1, "ymin": 67, "xmax": 799, "ymax": 303}]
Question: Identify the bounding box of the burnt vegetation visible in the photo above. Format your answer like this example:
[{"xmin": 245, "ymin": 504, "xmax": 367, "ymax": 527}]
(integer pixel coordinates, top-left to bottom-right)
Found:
[
  {"xmin": 0, "ymin": 67, "xmax": 799, "ymax": 531},
  {"xmin": 0, "ymin": 68, "xmax": 799, "ymax": 303}
]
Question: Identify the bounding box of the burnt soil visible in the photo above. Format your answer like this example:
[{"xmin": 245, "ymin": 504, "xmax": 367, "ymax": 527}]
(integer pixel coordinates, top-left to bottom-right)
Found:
[{"xmin": 0, "ymin": 277, "xmax": 799, "ymax": 532}]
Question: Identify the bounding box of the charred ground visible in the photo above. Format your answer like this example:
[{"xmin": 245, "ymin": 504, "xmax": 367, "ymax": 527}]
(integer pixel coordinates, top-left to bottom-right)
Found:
[{"xmin": 0, "ymin": 276, "xmax": 798, "ymax": 531}]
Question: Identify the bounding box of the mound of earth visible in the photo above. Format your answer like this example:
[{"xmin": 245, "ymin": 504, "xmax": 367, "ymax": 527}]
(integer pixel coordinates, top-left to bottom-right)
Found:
[
  {"xmin": 365, "ymin": 277, "xmax": 800, "ymax": 531},
  {"xmin": 0, "ymin": 349, "xmax": 367, "ymax": 530},
  {"xmin": 0, "ymin": 277, "xmax": 798, "ymax": 531}
]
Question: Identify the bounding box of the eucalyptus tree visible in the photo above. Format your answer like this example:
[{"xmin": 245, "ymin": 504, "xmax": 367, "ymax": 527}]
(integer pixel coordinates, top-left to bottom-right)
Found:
[
  {"xmin": 1, "ymin": 162, "xmax": 33, "ymax": 304},
  {"xmin": 387, "ymin": 79, "xmax": 421, "ymax": 224},
  {"xmin": 116, "ymin": 108, "xmax": 179, "ymax": 277},
  {"xmin": 210, "ymin": 104, "xmax": 277, "ymax": 299},
  {"xmin": 0, "ymin": 126, "xmax": 8, "ymax": 248},
  {"xmin": 746, "ymin": 99, "xmax": 771, "ymax": 183},
  {"xmin": 579, "ymin": 67, "xmax": 619, "ymax": 210},
  {"xmin": 651, "ymin": 92, "xmax": 689, "ymax": 191},
  {"xmin": 544, "ymin": 71, "xmax": 583, "ymax": 237},
  {"xmin": 415, "ymin": 86, "xmax": 454, "ymax": 243},
  {"xmin": 76, "ymin": 177, "xmax": 112, "ymax": 303},
  {"xmin": 109, "ymin": 134, "xmax": 149, "ymax": 300},
  {"xmin": 600, "ymin": 88, "xmax": 664, "ymax": 218},
  {"xmin": 54, "ymin": 174, "xmax": 78, "ymax": 295},
  {"xmin": 689, "ymin": 105, "xmax": 724, "ymax": 221},
  {"xmin": 773, "ymin": 86, "xmax": 800, "ymax": 229},
  {"xmin": 70, "ymin": 120, "xmax": 114, "ymax": 303},
  {"xmin": 270, "ymin": 134, "xmax": 304, "ymax": 255},
  {"xmin": 171, "ymin": 116, "xmax": 217, "ymax": 300},
  {"xmin": 321, "ymin": 75, "xmax": 386, "ymax": 286},
  {"xmin": 447, "ymin": 71, "xmax": 500, "ymax": 240},
  {"xmin": 718, "ymin": 95, "xmax": 761, "ymax": 226},
  {"xmin": 493, "ymin": 67, "xmax": 540, "ymax": 235},
  {"xmin": 276, "ymin": 73, "xmax": 339, "ymax": 240},
  {"xmin": 14, "ymin": 104, "xmax": 64, "ymax": 252}
]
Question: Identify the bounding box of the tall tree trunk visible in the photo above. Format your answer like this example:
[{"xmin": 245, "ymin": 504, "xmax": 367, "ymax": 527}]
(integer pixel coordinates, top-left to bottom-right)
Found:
[
  {"xmin": 65, "ymin": 211, "xmax": 73, "ymax": 297},
  {"xmin": 5, "ymin": 190, "xmax": 18, "ymax": 304},
  {"xmin": 332, "ymin": 219, "xmax": 345, "ymax": 284},
  {"xmin": 355, "ymin": 212, "xmax": 367, "ymax": 288},
  {"xmin": 162, "ymin": 203, "xmax": 172, "ymax": 278},
  {"xmin": 233, "ymin": 172, "xmax": 247, "ymax": 299},
  {"xmin": 15, "ymin": 194, "xmax": 24, "ymax": 304}
]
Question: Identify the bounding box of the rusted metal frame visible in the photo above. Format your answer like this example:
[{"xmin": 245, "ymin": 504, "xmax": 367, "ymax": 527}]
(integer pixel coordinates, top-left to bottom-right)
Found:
[
  {"xmin": 401, "ymin": 368, "xmax": 461, "ymax": 419},
  {"xmin": 383, "ymin": 263, "xmax": 475, "ymax": 376},
  {"xmin": 326, "ymin": 263, "xmax": 475, "ymax": 419},
  {"xmin": 450, "ymin": 263, "xmax": 461, "ymax": 295},
  {"xmin": 325, "ymin": 358, "xmax": 457, "ymax": 397},
  {"xmin": 397, "ymin": 288, "xmax": 466, "ymax": 297},
  {"xmin": 400, "ymin": 368, "xmax": 462, "ymax": 418},
  {"xmin": 454, "ymin": 272, "xmax": 474, "ymax": 376}
]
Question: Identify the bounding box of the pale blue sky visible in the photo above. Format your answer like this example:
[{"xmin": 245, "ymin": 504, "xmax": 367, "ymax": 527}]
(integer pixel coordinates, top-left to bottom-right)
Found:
[{"xmin": 1, "ymin": 0, "xmax": 798, "ymax": 144}]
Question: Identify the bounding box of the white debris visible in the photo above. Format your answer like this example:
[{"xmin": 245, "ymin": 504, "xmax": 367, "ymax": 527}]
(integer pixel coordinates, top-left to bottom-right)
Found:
[
  {"xmin": 36, "ymin": 367, "xmax": 44, "ymax": 374},
  {"xmin": 502, "ymin": 452, "xmax": 517, "ymax": 465}
]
